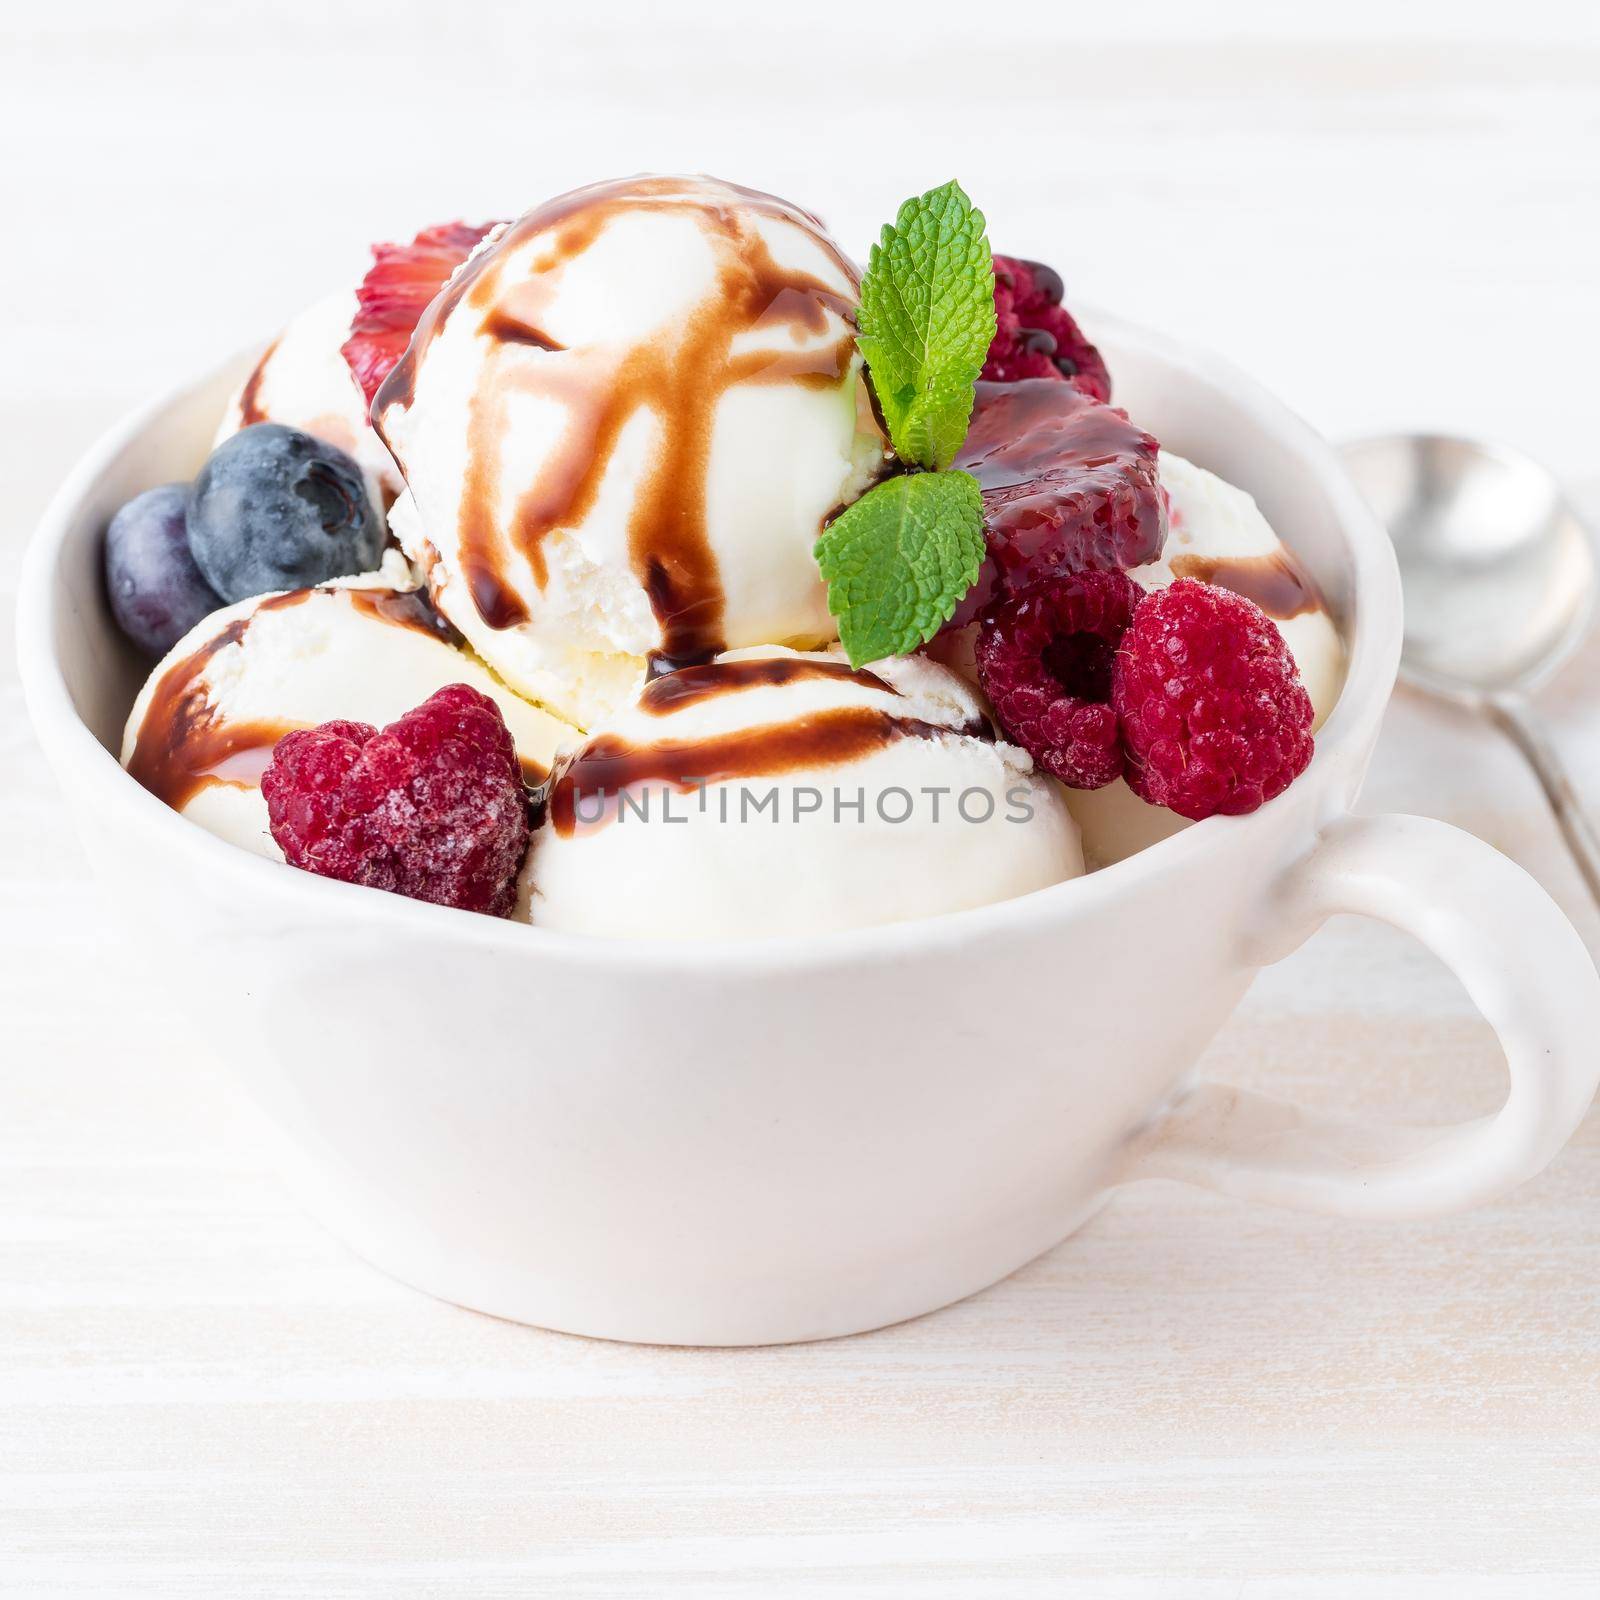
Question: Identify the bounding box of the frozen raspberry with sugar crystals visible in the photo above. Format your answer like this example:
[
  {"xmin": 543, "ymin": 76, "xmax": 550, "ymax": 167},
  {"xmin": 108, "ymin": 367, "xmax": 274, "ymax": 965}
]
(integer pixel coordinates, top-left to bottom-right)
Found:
[
  {"xmin": 261, "ymin": 684, "xmax": 530, "ymax": 916},
  {"xmin": 984, "ymin": 254, "xmax": 1112, "ymax": 402},
  {"xmin": 949, "ymin": 380, "xmax": 1166, "ymax": 626},
  {"xmin": 975, "ymin": 569, "xmax": 1142, "ymax": 789},
  {"xmin": 1113, "ymin": 579, "xmax": 1314, "ymax": 820}
]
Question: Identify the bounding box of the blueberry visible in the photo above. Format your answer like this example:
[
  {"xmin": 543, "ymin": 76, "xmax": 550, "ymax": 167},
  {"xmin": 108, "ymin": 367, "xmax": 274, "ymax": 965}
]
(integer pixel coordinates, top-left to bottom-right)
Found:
[
  {"xmin": 104, "ymin": 483, "xmax": 223, "ymax": 656},
  {"xmin": 187, "ymin": 424, "xmax": 383, "ymax": 603}
]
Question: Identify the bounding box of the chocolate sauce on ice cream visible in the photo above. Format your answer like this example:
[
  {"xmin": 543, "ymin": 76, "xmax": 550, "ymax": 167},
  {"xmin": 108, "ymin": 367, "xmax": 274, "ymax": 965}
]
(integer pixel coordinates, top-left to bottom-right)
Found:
[
  {"xmin": 638, "ymin": 655, "xmax": 893, "ymax": 715},
  {"xmin": 126, "ymin": 587, "xmax": 473, "ymax": 810},
  {"xmin": 346, "ymin": 585, "xmax": 466, "ymax": 647},
  {"xmin": 545, "ymin": 646, "xmax": 993, "ymax": 837},
  {"xmin": 374, "ymin": 177, "xmax": 864, "ymax": 664},
  {"xmin": 126, "ymin": 591, "xmax": 308, "ymax": 810},
  {"xmin": 1170, "ymin": 550, "xmax": 1321, "ymax": 622},
  {"xmin": 547, "ymin": 708, "xmax": 979, "ymax": 837},
  {"xmin": 235, "ymin": 338, "xmax": 280, "ymax": 427}
]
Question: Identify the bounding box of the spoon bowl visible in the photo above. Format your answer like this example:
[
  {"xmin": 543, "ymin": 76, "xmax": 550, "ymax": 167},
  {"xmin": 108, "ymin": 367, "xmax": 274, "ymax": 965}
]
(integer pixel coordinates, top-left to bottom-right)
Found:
[
  {"xmin": 1342, "ymin": 430, "xmax": 1600, "ymax": 907},
  {"xmin": 1341, "ymin": 432, "xmax": 1596, "ymax": 703}
]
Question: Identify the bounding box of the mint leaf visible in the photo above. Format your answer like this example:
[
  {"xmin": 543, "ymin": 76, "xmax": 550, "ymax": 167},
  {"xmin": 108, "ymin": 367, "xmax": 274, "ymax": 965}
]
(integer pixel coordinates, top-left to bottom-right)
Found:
[
  {"xmin": 856, "ymin": 181, "xmax": 996, "ymax": 471},
  {"xmin": 815, "ymin": 471, "xmax": 985, "ymax": 666}
]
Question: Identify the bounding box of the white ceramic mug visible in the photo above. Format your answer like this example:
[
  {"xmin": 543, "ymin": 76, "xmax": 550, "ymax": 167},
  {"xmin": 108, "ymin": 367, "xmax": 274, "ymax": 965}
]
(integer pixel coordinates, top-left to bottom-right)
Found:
[{"xmin": 19, "ymin": 318, "xmax": 1600, "ymax": 1346}]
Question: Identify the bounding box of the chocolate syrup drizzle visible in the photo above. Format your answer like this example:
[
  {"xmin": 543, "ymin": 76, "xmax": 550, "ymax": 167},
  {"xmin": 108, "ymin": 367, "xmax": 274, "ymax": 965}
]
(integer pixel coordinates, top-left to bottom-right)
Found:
[
  {"xmin": 346, "ymin": 585, "xmax": 467, "ymax": 648},
  {"xmin": 540, "ymin": 645, "xmax": 991, "ymax": 836},
  {"xmin": 125, "ymin": 587, "xmax": 484, "ymax": 811},
  {"xmin": 373, "ymin": 177, "xmax": 864, "ymax": 663},
  {"xmin": 236, "ymin": 338, "xmax": 280, "ymax": 427},
  {"xmin": 1169, "ymin": 550, "xmax": 1321, "ymax": 622},
  {"xmin": 546, "ymin": 707, "xmax": 982, "ymax": 837},
  {"xmin": 637, "ymin": 655, "xmax": 892, "ymax": 715}
]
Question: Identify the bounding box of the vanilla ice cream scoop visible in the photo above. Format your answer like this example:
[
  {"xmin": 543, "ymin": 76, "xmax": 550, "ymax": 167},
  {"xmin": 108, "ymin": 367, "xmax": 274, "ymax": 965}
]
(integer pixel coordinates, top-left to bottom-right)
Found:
[
  {"xmin": 519, "ymin": 647, "xmax": 1083, "ymax": 940},
  {"xmin": 375, "ymin": 176, "xmax": 886, "ymax": 731},
  {"xmin": 1066, "ymin": 450, "xmax": 1346, "ymax": 866},
  {"xmin": 122, "ymin": 567, "xmax": 571, "ymax": 860},
  {"xmin": 215, "ymin": 291, "xmax": 400, "ymax": 512}
]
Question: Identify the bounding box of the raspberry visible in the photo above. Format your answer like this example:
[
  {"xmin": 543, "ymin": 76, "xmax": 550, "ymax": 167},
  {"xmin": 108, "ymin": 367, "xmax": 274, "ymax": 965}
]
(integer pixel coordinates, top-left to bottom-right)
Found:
[
  {"xmin": 342, "ymin": 221, "xmax": 502, "ymax": 406},
  {"xmin": 950, "ymin": 380, "xmax": 1167, "ymax": 625},
  {"xmin": 1112, "ymin": 579, "xmax": 1314, "ymax": 820},
  {"xmin": 984, "ymin": 254, "xmax": 1112, "ymax": 402},
  {"xmin": 975, "ymin": 570, "xmax": 1142, "ymax": 789},
  {"xmin": 261, "ymin": 684, "xmax": 530, "ymax": 915}
]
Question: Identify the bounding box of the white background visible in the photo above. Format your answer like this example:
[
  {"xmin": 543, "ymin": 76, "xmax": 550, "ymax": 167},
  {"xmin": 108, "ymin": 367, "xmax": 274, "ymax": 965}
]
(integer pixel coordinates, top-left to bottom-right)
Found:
[{"xmin": 4, "ymin": 2, "xmax": 1600, "ymax": 1594}]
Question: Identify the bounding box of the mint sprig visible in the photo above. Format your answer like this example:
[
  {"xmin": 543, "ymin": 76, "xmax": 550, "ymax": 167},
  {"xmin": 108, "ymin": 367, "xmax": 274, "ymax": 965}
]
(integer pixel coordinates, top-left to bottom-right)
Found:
[
  {"xmin": 816, "ymin": 471, "xmax": 984, "ymax": 668},
  {"xmin": 814, "ymin": 180, "xmax": 995, "ymax": 666},
  {"xmin": 856, "ymin": 180, "xmax": 996, "ymax": 471}
]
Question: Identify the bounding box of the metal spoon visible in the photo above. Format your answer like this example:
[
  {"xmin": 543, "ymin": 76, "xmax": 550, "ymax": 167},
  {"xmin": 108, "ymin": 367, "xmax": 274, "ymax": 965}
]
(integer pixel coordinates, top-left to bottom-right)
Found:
[{"xmin": 1341, "ymin": 432, "xmax": 1600, "ymax": 906}]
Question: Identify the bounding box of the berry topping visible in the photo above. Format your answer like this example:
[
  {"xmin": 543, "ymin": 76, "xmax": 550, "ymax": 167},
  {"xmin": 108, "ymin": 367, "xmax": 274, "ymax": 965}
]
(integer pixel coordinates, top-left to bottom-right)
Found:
[
  {"xmin": 1112, "ymin": 578, "xmax": 1314, "ymax": 820},
  {"xmin": 342, "ymin": 220, "xmax": 501, "ymax": 406},
  {"xmin": 261, "ymin": 684, "xmax": 530, "ymax": 916},
  {"xmin": 950, "ymin": 380, "xmax": 1166, "ymax": 625},
  {"xmin": 103, "ymin": 483, "xmax": 222, "ymax": 656},
  {"xmin": 187, "ymin": 423, "xmax": 384, "ymax": 603},
  {"xmin": 975, "ymin": 569, "xmax": 1142, "ymax": 789},
  {"xmin": 984, "ymin": 254, "xmax": 1111, "ymax": 402}
]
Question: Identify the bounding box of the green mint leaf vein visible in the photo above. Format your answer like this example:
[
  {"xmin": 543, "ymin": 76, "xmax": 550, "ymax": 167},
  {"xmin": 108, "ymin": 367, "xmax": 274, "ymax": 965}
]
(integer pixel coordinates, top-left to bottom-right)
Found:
[
  {"xmin": 815, "ymin": 471, "xmax": 986, "ymax": 667},
  {"xmin": 856, "ymin": 180, "xmax": 996, "ymax": 471}
]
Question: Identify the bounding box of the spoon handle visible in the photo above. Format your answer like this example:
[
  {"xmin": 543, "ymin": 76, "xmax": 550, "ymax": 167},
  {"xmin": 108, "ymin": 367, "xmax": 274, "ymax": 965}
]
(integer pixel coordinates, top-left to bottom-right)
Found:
[{"xmin": 1485, "ymin": 692, "xmax": 1600, "ymax": 910}]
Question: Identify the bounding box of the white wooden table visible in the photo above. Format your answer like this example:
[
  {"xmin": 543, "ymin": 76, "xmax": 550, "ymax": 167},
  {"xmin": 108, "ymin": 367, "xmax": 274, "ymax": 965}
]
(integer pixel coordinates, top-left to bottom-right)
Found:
[{"xmin": 4, "ymin": 6, "xmax": 1599, "ymax": 1593}]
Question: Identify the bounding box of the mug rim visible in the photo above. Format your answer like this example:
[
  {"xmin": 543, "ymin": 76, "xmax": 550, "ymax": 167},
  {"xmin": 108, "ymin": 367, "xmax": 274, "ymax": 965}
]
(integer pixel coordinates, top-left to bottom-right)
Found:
[{"xmin": 16, "ymin": 310, "xmax": 1401, "ymax": 977}]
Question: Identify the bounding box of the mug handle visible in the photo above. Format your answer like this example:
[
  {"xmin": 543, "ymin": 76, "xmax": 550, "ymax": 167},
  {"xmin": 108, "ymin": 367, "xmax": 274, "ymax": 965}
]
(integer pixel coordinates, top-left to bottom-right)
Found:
[{"xmin": 1121, "ymin": 813, "xmax": 1600, "ymax": 1218}]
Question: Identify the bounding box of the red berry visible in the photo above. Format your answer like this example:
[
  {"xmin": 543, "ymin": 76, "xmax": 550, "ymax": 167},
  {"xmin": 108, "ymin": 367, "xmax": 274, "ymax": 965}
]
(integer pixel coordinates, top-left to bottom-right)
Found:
[
  {"xmin": 984, "ymin": 254, "xmax": 1111, "ymax": 402},
  {"xmin": 975, "ymin": 570, "xmax": 1142, "ymax": 789},
  {"xmin": 341, "ymin": 221, "xmax": 502, "ymax": 406},
  {"xmin": 1112, "ymin": 579, "xmax": 1314, "ymax": 820},
  {"xmin": 261, "ymin": 684, "xmax": 530, "ymax": 916},
  {"xmin": 950, "ymin": 380, "xmax": 1167, "ymax": 626}
]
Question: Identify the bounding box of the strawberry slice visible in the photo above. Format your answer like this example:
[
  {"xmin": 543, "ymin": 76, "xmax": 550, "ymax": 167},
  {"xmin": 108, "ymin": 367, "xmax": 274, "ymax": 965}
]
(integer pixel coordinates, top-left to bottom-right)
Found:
[{"xmin": 342, "ymin": 220, "xmax": 503, "ymax": 406}]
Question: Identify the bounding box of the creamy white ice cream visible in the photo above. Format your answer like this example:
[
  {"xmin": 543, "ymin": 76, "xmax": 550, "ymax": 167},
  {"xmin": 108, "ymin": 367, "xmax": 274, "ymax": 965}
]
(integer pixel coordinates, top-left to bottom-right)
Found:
[
  {"xmin": 375, "ymin": 177, "xmax": 885, "ymax": 731},
  {"xmin": 519, "ymin": 646, "xmax": 1083, "ymax": 940},
  {"xmin": 1066, "ymin": 450, "xmax": 1346, "ymax": 866},
  {"xmin": 215, "ymin": 291, "xmax": 400, "ymax": 512},
  {"xmin": 121, "ymin": 563, "xmax": 571, "ymax": 859}
]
